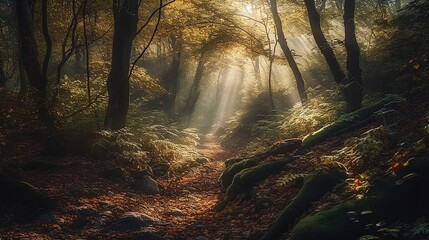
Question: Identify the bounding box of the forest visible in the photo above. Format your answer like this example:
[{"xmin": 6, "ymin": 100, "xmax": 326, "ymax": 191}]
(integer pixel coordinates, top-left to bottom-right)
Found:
[{"xmin": 0, "ymin": 0, "xmax": 428, "ymax": 239}]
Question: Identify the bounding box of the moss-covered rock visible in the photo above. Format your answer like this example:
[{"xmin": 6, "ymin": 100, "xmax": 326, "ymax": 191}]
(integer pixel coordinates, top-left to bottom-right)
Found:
[
  {"xmin": 302, "ymin": 95, "xmax": 405, "ymax": 148},
  {"xmin": 289, "ymin": 157, "xmax": 429, "ymax": 240},
  {"xmin": 260, "ymin": 169, "xmax": 347, "ymax": 240}
]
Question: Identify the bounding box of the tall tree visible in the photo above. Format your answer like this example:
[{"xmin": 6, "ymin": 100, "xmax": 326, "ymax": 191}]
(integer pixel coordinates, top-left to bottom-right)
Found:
[
  {"xmin": 304, "ymin": 0, "xmax": 363, "ymax": 111},
  {"xmin": 343, "ymin": 0, "xmax": 363, "ymax": 111},
  {"xmin": 104, "ymin": 0, "xmax": 139, "ymax": 130},
  {"xmin": 304, "ymin": 0, "xmax": 346, "ymax": 85},
  {"xmin": 269, "ymin": 0, "xmax": 308, "ymax": 103},
  {"xmin": 16, "ymin": 0, "xmax": 62, "ymax": 155},
  {"xmin": 164, "ymin": 34, "xmax": 182, "ymax": 119}
]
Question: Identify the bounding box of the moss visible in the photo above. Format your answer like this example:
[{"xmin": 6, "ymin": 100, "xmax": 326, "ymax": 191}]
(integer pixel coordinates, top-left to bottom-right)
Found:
[
  {"xmin": 289, "ymin": 157, "xmax": 429, "ymax": 240},
  {"xmin": 220, "ymin": 158, "xmax": 258, "ymax": 188},
  {"xmin": 217, "ymin": 159, "xmax": 294, "ymax": 211},
  {"xmin": 266, "ymin": 138, "xmax": 302, "ymax": 155},
  {"xmin": 302, "ymin": 95, "xmax": 405, "ymax": 148},
  {"xmin": 216, "ymin": 159, "xmax": 294, "ymax": 211},
  {"xmin": 260, "ymin": 169, "xmax": 346, "ymax": 240}
]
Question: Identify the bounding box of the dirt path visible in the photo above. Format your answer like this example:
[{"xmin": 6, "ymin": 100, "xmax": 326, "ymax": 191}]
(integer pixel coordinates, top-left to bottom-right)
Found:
[{"xmin": 0, "ymin": 133, "xmax": 237, "ymax": 239}]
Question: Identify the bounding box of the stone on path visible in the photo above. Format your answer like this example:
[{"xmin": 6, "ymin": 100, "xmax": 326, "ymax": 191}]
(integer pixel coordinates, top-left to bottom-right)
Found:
[{"xmin": 109, "ymin": 212, "xmax": 156, "ymax": 232}]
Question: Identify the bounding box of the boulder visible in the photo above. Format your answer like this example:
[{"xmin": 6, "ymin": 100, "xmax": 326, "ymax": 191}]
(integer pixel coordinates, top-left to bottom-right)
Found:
[
  {"xmin": 100, "ymin": 167, "xmax": 127, "ymax": 182},
  {"xmin": 0, "ymin": 178, "xmax": 52, "ymax": 211},
  {"xmin": 136, "ymin": 232, "xmax": 169, "ymax": 240},
  {"xmin": 109, "ymin": 212, "xmax": 155, "ymax": 232},
  {"xmin": 135, "ymin": 175, "xmax": 160, "ymax": 194}
]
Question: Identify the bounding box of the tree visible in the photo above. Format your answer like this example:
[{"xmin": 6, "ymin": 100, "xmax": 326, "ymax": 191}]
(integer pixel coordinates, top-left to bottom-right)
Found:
[
  {"xmin": 304, "ymin": 0, "xmax": 363, "ymax": 111},
  {"xmin": 269, "ymin": 0, "xmax": 308, "ymax": 103},
  {"xmin": 104, "ymin": 0, "xmax": 139, "ymax": 130},
  {"xmin": 343, "ymin": 0, "xmax": 363, "ymax": 111},
  {"xmin": 15, "ymin": 0, "xmax": 63, "ymax": 155}
]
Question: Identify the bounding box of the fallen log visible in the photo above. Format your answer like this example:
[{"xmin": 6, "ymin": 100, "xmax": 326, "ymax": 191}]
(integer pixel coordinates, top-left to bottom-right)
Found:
[
  {"xmin": 216, "ymin": 157, "xmax": 296, "ymax": 211},
  {"xmin": 302, "ymin": 95, "xmax": 405, "ymax": 148}
]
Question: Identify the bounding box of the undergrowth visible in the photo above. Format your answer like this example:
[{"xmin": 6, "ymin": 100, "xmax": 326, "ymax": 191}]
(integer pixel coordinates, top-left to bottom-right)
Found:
[{"xmin": 219, "ymin": 87, "xmax": 346, "ymax": 155}]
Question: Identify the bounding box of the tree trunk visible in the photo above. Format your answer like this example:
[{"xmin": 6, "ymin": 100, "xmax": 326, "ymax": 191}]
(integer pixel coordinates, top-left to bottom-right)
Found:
[
  {"xmin": 183, "ymin": 53, "xmax": 205, "ymax": 125},
  {"xmin": 304, "ymin": 0, "xmax": 346, "ymax": 85},
  {"xmin": 165, "ymin": 35, "xmax": 182, "ymax": 119},
  {"xmin": 19, "ymin": 58, "xmax": 28, "ymax": 94},
  {"xmin": 41, "ymin": 0, "xmax": 52, "ymax": 83},
  {"xmin": 16, "ymin": 0, "xmax": 63, "ymax": 156},
  {"xmin": 0, "ymin": 56, "xmax": 5, "ymax": 88},
  {"xmin": 343, "ymin": 0, "xmax": 363, "ymax": 112},
  {"xmin": 104, "ymin": 0, "xmax": 139, "ymax": 130},
  {"xmin": 269, "ymin": 0, "xmax": 308, "ymax": 103},
  {"xmin": 252, "ymin": 56, "xmax": 263, "ymax": 89},
  {"xmin": 305, "ymin": 0, "xmax": 363, "ymax": 111}
]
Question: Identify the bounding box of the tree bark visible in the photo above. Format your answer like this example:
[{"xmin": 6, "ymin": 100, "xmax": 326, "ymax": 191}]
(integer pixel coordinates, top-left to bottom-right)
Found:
[
  {"xmin": 165, "ymin": 35, "xmax": 182, "ymax": 119},
  {"xmin": 16, "ymin": 0, "xmax": 63, "ymax": 156},
  {"xmin": 104, "ymin": 0, "xmax": 139, "ymax": 130},
  {"xmin": 0, "ymin": 56, "xmax": 5, "ymax": 88},
  {"xmin": 183, "ymin": 53, "xmax": 205, "ymax": 121},
  {"xmin": 305, "ymin": 0, "xmax": 363, "ymax": 111},
  {"xmin": 269, "ymin": 0, "xmax": 308, "ymax": 103},
  {"xmin": 343, "ymin": 0, "xmax": 363, "ymax": 112},
  {"xmin": 41, "ymin": 0, "xmax": 52, "ymax": 83},
  {"xmin": 304, "ymin": 0, "xmax": 346, "ymax": 85}
]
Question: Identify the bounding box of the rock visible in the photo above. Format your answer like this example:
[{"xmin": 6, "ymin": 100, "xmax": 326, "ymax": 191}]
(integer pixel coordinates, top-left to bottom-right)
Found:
[
  {"xmin": 75, "ymin": 205, "xmax": 98, "ymax": 219},
  {"xmin": 185, "ymin": 186, "xmax": 197, "ymax": 192},
  {"xmin": 0, "ymin": 178, "xmax": 52, "ymax": 211},
  {"xmin": 130, "ymin": 169, "xmax": 152, "ymax": 179},
  {"xmin": 22, "ymin": 159, "xmax": 68, "ymax": 171},
  {"xmin": 135, "ymin": 176, "xmax": 159, "ymax": 194},
  {"xmin": 100, "ymin": 167, "xmax": 127, "ymax": 182},
  {"xmin": 152, "ymin": 163, "xmax": 170, "ymax": 177},
  {"xmin": 136, "ymin": 232, "xmax": 169, "ymax": 240},
  {"xmin": 34, "ymin": 212, "xmax": 59, "ymax": 224},
  {"xmin": 109, "ymin": 212, "xmax": 155, "ymax": 232},
  {"xmin": 98, "ymin": 200, "xmax": 117, "ymax": 210},
  {"xmin": 190, "ymin": 237, "xmax": 209, "ymax": 240},
  {"xmin": 98, "ymin": 210, "xmax": 113, "ymax": 217},
  {"xmin": 68, "ymin": 187, "xmax": 104, "ymax": 198},
  {"xmin": 167, "ymin": 208, "xmax": 184, "ymax": 217},
  {"xmin": 195, "ymin": 157, "xmax": 210, "ymax": 164}
]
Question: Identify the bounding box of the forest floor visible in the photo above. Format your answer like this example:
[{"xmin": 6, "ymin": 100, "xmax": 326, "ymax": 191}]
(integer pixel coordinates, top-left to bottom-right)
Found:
[
  {"xmin": 0, "ymin": 131, "xmax": 290, "ymax": 240},
  {"xmin": 0, "ymin": 130, "xmax": 368, "ymax": 240},
  {"xmin": 1, "ymin": 96, "xmax": 429, "ymax": 239}
]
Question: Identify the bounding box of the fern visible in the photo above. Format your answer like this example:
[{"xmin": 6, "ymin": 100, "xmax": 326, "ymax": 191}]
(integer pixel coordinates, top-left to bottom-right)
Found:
[{"xmin": 276, "ymin": 173, "xmax": 310, "ymax": 187}]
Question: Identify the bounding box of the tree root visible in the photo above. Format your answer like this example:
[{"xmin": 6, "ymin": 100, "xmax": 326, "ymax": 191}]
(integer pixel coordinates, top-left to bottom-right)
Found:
[{"xmin": 260, "ymin": 168, "xmax": 346, "ymax": 240}]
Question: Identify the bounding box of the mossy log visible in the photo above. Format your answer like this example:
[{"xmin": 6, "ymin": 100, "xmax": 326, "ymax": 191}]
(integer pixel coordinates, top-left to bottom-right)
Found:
[
  {"xmin": 220, "ymin": 157, "xmax": 260, "ymax": 188},
  {"xmin": 289, "ymin": 157, "xmax": 429, "ymax": 240},
  {"xmin": 216, "ymin": 158, "xmax": 295, "ymax": 211},
  {"xmin": 302, "ymin": 95, "xmax": 405, "ymax": 148},
  {"xmin": 0, "ymin": 178, "xmax": 52, "ymax": 211},
  {"xmin": 221, "ymin": 139, "xmax": 302, "ymax": 189},
  {"xmin": 260, "ymin": 169, "xmax": 346, "ymax": 240},
  {"xmin": 266, "ymin": 138, "xmax": 302, "ymax": 156}
]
